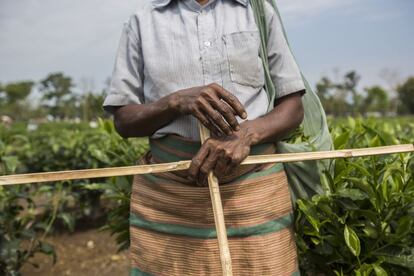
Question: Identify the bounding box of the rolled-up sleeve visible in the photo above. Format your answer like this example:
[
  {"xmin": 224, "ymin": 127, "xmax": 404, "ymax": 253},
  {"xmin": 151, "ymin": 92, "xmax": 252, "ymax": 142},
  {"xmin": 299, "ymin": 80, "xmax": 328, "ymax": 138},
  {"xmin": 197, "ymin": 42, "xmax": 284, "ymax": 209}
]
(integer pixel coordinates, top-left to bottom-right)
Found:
[
  {"xmin": 103, "ymin": 16, "xmax": 145, "ymax": 114},
  {"xmin": 267, "ymin": 11, "xmax": 305, "ymax": 99}
]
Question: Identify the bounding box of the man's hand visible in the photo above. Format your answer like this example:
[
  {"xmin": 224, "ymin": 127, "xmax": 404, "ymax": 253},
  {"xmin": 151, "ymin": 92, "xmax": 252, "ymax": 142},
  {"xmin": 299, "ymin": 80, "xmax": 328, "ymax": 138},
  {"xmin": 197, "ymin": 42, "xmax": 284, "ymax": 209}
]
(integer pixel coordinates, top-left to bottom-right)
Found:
[
  {"xmin": 187, "ymin": 91, "xmax": 305, "ymax": 185},
  {"xmin": 188, "ymin": 127, "xmax": 254, "ymax": 186},
  {"xmin": 169, "ymin": 83, "xmax": 247, "ymax": 136}
]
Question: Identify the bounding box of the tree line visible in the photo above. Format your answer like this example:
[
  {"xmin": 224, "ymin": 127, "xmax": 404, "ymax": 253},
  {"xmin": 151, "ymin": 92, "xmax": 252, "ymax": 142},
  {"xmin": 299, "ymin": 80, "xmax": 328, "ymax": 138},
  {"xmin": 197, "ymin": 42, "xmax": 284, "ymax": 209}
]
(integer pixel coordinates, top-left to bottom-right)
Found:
[
  {"xmin": 0, "ymin": 72, "xmax": 108, "ymax": 122},
  {"xmin": 317, "ymin": 71, "xmax": 414, "ymax": 116},
  {"xmin": 1, "ymin": 71, "xmax": 413, "ymax": 122}
]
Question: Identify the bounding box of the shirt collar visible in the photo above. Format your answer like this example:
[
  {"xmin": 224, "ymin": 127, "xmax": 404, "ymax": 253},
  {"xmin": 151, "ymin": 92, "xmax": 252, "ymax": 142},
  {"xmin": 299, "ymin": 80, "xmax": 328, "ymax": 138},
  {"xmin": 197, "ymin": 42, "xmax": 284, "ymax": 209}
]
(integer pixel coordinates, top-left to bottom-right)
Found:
[{"xmin": 152, "ymin": 0, "xmax": 248, "ymax": 9}]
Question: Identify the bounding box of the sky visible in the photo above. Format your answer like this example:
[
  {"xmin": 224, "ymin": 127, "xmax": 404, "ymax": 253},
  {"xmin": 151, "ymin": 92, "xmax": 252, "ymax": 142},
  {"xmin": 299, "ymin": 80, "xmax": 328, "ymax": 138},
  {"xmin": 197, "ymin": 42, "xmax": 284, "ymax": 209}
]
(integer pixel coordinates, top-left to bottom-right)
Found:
[{"xmin": 0, "ymin": 0, "xmax": 413, "ymax": 92}]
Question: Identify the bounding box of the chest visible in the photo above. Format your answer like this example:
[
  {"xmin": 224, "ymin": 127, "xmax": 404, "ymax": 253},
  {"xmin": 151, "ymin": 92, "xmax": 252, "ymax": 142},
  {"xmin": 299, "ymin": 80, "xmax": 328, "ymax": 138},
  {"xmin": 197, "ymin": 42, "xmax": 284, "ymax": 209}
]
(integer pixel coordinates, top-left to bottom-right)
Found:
[{"xmin": 138, "ymin": 1, "xmax": 264, "ymax": 95}]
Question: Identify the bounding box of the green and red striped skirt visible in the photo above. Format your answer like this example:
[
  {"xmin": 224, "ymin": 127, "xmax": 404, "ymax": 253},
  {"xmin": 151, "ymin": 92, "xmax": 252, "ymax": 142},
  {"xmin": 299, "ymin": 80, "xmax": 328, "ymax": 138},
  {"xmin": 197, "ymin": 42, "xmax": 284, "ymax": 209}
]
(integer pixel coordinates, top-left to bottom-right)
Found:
[{"xmin": 130, "ymin": 135, "xmax": 300, "ymax": 275}]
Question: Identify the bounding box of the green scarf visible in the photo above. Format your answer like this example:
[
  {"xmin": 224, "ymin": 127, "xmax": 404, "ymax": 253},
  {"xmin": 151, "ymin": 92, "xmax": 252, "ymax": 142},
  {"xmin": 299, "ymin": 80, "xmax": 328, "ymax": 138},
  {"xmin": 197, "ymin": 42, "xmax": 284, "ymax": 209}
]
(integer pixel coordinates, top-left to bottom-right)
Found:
[{"xmin": 250, "ymin": 0, "xmax": 334, "ymax": 202}]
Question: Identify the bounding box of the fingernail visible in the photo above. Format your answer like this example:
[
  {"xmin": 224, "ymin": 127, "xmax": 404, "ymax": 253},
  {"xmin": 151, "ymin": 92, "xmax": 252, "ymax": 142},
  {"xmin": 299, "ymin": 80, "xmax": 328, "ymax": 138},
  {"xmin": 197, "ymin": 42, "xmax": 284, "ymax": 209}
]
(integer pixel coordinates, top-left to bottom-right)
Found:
[
  {"xmin": 242, "ymin": 112, "xmax": 247, "ymax": 119},
  {"xmin": 235, "ymin": 125, "xmax": 240, "ymax": 131}
]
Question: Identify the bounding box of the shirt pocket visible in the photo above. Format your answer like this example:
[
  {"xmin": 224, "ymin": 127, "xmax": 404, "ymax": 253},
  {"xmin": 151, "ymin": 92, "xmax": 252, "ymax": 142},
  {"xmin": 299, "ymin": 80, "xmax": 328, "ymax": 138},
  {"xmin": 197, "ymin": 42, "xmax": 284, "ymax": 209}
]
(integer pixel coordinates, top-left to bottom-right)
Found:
[{"xmin": 222, "ymin": 31, "xmax": 265, "ymax": 88}]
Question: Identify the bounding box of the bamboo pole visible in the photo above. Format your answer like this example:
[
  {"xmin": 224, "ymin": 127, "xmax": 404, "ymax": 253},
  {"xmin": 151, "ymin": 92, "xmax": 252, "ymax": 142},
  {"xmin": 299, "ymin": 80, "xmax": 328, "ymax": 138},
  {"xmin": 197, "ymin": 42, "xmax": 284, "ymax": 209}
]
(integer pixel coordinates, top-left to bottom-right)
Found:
[
  {"xmin": 198, "ymin": 124, "xmax": 233, "ymax": 276},
  {"xmin": 0, "ymin": 144, "xmax": 413, "ymax": 186}
]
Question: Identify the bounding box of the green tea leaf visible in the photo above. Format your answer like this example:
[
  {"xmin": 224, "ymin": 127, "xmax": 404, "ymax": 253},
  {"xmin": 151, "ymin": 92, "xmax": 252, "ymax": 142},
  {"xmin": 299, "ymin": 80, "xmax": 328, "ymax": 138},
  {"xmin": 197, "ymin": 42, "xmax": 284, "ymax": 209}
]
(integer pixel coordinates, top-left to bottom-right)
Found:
[
  {"xmin": 396, "ymin": 216, "xmax": 413, "ymax": 238},
  {"xmin": 58, "ymin": 213, "xmax": 75, "ymax": 232},
  {"xmin": 334, "ymin": 131, "xmax": 350, "ymax": 149},
  {"xmin": 378, "ymin": 253, "xmax": 414, "ymax": 268},
  {"xmin": 372, "ymin": 264, "xmax": 388, "ymax": 276},
  {"xmin": 1, "ymin": 156, "xmax": 19, "ymax": 174},
  {"xmin": 336, "ymin": 188, "xmax": 368, "ymax": 201},
  {"xmin": 363, "ymin": 225, "xmax": 378, "ymax": 239},
  {"xmin": 297, "ymin": 200, "xmax": 320, "ymax": 232},
  {"xmin": 344, "ymin": 225, "xmax": 361, "ymax": 257}
]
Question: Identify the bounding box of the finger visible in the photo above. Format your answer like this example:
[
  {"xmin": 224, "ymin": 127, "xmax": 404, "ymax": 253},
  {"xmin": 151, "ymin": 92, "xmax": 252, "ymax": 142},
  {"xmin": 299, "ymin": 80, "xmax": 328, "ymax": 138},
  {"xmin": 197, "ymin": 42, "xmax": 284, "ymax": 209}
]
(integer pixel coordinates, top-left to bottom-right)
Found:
[
  {"xmin": 199, "ymin": 151, "xmax": 218, "ymax": 176},
  {"xmin": 198, "ymin": 150, "xmax": 218, "ymax": 185},
  {"xmin": 198, "ymin": 97, "xmax": 233, "ymax": 135},
  {"xmin": 214, "ymin": 155, "xmax": 230, "ymax": 176},
  {"xmin": 207, "ymin": 118, "xmax": 226, "ymax": 137},
  {"xmin": 188, "ymin": 145, "xmax": 209, "ymax": 181},
  {"xmin": 226, "ymin": 154, "xmax": 243, "ymax": 175},
  {"xmin": 209, "ymin": 83, "xmax": 247, "ymax": 119},
  {"xmin": 225, "ymin": 160, "xmax": 239, "ymax": 175},
  {"xmin": 192, "ymin": 107, "xmax": 221, "ymax": 136},
  {"xmin": 209, "ymin": 99, "xmax": 240, "ymax": 131},
  {"xmin": 197, "ymin": 171, "xmax": 208, "ymax": 187}
]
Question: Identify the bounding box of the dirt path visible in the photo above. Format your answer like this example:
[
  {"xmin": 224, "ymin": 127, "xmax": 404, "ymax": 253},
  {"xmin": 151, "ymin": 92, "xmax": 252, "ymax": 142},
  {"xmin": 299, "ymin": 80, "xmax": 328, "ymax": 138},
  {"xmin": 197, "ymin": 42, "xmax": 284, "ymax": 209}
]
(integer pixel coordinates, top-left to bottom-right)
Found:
[{"xmin": 21, "ymin": 229, "xmax": 129, "ymax": 276}]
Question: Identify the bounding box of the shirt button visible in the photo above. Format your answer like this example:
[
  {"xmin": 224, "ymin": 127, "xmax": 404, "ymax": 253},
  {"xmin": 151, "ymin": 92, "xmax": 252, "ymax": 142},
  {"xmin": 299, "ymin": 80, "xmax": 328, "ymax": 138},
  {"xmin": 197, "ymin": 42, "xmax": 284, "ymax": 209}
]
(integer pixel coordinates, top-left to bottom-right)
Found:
[{"xmin": 204, "ymin": 41, "xmax": 211, "ymax": 47}]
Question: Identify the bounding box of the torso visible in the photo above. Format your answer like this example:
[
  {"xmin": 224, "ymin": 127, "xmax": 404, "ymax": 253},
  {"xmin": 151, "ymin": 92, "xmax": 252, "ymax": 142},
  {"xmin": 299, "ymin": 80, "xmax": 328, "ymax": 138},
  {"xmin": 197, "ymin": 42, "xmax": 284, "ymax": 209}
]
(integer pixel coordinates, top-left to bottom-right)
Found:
[{"xmin": 133, "ymin": 0, "xmax": 270, "ymax": 139}]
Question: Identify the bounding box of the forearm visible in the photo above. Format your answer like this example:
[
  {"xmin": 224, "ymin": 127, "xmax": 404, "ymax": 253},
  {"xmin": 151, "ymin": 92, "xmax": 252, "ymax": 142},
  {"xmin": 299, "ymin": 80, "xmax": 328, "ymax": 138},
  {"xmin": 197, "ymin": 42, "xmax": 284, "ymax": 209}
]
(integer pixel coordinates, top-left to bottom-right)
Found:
[
  {"xmin": 113, "ymin": 94, "xmax": 179, "ymax": 138},
  {"xmin": 241, "ymin": 92, "xmax": 305, "ymax": 146}
]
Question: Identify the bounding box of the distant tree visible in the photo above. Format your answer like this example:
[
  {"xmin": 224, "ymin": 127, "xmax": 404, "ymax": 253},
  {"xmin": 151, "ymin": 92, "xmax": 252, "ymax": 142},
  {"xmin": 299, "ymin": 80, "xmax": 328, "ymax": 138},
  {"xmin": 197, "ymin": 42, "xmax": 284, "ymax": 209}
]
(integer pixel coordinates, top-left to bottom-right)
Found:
[
  {"xmin": 316, "ymin": 71, "xmax": 383, "ymax": 117},
  {"xmin": 0, "ymin": 81, "xmax": 34, "ymax": 120},
  {"xmin": 335, "ymin": 71, "xmax": 361, "ymax": 115},
  {"xmin": 397, "ymin": 77, "xmax": 414, "ymax": 114},
  {"xmin": 316, "ymin": 77, "xmax": 331, "ymax": 101},
  {"xmin": 81, "ymin": 93, "xmax": 107, "ymax": 121},
  {"xmin": 0, "ymin": 83, "xmax": 4, "ymax": 106},
  {"xmin": 39, "ymin": 73, "xmax": 74, "ymax": 119},
  {"xmin": 316, "ymin": 72, "xmax": 359, "ymax": 116},
  {"xmin": 2, "ymin": 81, "xmax": 34, "ymax": 104},
  {"xmin": 364, "ymin": 86, "xmax": 389, "ymax": 116}
]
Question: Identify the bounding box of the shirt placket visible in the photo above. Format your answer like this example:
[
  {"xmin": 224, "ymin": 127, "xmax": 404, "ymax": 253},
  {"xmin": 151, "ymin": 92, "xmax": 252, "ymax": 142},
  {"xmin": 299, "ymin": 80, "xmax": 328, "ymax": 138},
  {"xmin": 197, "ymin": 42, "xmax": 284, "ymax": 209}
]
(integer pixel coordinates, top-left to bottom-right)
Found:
[{"xmin": 197, "ymin": 7, "xmax": 223, "ymax": 86}]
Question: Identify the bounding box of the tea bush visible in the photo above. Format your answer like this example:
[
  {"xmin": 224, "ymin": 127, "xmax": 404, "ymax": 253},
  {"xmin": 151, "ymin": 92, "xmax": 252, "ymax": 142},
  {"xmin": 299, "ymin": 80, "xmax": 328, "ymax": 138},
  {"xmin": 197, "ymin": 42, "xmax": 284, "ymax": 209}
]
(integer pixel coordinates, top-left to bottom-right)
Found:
[
  {"xmin": 0, "ymin": 139, "xmax": 55, "ymax": 275},
  {"xmin": 0, "ymin": 117, "xmax": 413, "ymax": 275},
  {"xmin": 0, "ymin": 120, "xmax": 147, "ymax": 275},
  {"xmin": 296, "ymin": 118, "xmax": 414, "ymax": 275}
]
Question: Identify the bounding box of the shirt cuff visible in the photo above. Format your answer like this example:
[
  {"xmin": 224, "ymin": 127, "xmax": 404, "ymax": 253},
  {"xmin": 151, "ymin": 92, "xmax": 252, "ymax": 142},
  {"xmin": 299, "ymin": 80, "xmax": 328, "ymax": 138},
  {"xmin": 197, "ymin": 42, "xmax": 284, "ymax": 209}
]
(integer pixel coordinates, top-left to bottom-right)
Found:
[
  {"xmin": 102, "ymin": 93, "xmax": 141, "ymax": 114},
  {"xmin": 275, "ymin": 79, "xmax": 306, "ymax": 99}
]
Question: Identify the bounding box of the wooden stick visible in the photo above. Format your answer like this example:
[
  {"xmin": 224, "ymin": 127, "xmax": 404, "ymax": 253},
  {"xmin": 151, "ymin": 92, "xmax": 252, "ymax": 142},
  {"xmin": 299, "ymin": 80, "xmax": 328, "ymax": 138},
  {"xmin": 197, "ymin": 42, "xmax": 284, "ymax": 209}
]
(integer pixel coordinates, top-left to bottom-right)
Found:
[
  {"xmin": 0, "ymin": 144, "xmax": 412, "ymax": 186},
  {"xmin": 198, "ymin": 124, "xmax": 233, "ymax": 276}
]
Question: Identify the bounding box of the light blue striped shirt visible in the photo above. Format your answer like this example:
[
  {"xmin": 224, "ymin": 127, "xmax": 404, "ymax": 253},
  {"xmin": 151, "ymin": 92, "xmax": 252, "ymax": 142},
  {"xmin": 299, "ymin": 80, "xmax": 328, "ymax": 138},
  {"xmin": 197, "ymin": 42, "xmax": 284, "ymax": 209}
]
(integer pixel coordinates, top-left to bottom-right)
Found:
[{"xmin": 103, "ymin": 0, "xmax": 305, "ymax": 140}]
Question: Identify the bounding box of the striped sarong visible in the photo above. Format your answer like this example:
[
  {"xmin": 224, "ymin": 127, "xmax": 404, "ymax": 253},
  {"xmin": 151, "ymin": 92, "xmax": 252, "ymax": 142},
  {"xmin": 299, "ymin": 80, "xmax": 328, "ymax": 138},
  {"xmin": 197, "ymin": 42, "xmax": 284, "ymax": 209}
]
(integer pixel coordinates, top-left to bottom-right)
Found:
[{"xmin": 130, "ymin": 135, "xmax": 300, "ymax": 276}]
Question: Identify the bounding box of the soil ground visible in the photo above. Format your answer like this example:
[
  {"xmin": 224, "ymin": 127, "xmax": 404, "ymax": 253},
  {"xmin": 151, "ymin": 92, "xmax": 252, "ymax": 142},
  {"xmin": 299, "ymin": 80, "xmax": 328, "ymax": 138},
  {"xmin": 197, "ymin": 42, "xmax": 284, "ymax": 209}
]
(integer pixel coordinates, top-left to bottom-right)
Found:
[{"xmin": 21, "ymin": 229, "xmax": 129, "ymax": 276}]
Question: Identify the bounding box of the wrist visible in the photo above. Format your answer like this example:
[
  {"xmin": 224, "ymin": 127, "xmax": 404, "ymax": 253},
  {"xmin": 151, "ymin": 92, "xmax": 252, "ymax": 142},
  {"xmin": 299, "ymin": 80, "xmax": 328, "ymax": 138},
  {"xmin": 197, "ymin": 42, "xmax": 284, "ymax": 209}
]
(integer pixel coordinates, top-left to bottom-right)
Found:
[
  {"xmin": 166, "ymin": 93, "xmax": 182, "ymax": 114},
  {"xmin": 239, "ymin": 120, "xmax": 261, "ymax": 146}
]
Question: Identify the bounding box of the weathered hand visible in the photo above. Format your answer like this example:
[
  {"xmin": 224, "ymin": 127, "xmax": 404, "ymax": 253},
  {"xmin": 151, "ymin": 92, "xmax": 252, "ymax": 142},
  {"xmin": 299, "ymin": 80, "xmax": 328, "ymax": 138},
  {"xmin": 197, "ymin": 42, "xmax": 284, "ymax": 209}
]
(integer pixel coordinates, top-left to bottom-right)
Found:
[
  {"xmin": 169, "ymin": 83, "xmax": 247, "ymax": 136},
  {"xmin": 188, "ymin": 127, "xmax": 253, "ymax": 186}
]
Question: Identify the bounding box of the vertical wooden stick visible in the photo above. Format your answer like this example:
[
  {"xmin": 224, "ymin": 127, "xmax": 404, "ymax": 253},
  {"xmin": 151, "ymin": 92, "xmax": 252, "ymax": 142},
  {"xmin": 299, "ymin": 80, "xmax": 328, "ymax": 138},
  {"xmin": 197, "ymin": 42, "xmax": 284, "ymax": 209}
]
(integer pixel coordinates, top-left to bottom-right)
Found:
[{"xmin": 198, "ymin": 123, "xmax": 233, "ymax": 276}]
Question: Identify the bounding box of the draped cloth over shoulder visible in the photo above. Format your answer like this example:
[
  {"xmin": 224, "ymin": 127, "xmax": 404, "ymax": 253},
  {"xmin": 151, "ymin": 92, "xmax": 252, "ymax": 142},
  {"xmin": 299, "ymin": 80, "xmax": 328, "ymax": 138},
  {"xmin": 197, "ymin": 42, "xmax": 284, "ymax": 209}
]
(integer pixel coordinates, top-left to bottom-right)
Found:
[{"xmin": 250, "ymin": 0, "xmax": 334, "ymax": 202}]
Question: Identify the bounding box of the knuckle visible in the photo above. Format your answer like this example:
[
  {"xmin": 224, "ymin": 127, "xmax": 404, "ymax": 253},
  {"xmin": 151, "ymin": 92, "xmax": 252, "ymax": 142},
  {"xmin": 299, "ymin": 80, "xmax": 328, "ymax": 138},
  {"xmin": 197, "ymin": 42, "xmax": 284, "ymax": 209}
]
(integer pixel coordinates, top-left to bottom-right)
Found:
[
  {"xmin": 208, "ymin": 83, "xmax": 218, "ymax": 89},
  {"xmin": 195, "ymin": 98, "xmax": 203, "ymax": 105},
  {"xmin": 230, "ymin": 154, "xmax": 240, "ymax": 163},
  {"xmin": 211, "ymin": 112, "xmax": 221, "ymax": 121},
  {"xmin": 203, "ymin": 87, "xmax": 214, "ymax": 95},
  {"xmin": 189, "ymin": 105, "xmax": 197, "ymax": 113},
  {"xmin": 187, "ymin": 166, "xmax": 196, "ymax": 175},
  {"xmin": 218, "ymin": 102, "xmax": 229, "ymax": 113},
  {"xmin": 200, "ymin": 167, "xmax": 209, "ymax": 174},
  {"xmin": 220, "ymin": 101, "xmax": 231, "ymax": 110},
  {"xmin": 200, "ymin": 90, "xmax": 208, "ymax": 97},
  {"xmin": 192, "ymin": 159, "xmax": 200, "ymax": 166},
  {"xmin": 216, "ymin": 145, "xmax": 224, "ymax": 153},
  {"xmin": 224, "ymin": 149, "xmax": 232, "ymax": 157},
  {"xmin": 228, "ymin": 95, "xmax": 236, "ymax": 103}
]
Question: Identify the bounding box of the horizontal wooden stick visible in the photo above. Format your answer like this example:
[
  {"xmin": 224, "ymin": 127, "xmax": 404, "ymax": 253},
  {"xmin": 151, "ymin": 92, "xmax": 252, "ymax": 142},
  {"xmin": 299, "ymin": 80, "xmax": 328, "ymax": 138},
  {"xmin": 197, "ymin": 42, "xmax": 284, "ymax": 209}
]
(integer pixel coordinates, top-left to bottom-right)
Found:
[{"xmin": 0, "ymin": 144, "xmax": 412, "ymax": 186}]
